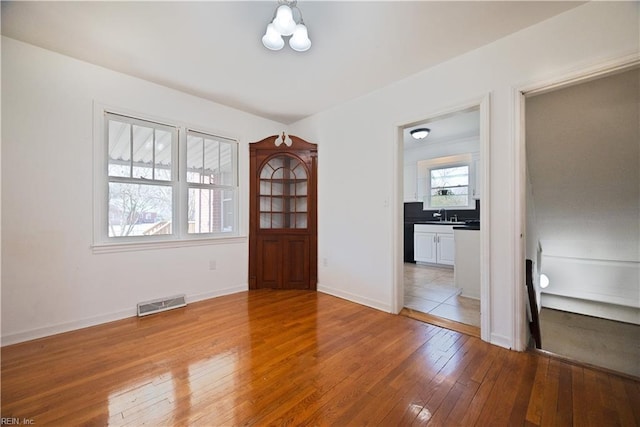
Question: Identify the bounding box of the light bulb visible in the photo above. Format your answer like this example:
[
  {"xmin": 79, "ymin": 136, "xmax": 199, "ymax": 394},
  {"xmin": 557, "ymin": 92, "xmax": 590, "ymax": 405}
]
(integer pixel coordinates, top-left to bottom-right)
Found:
[
  {"xmin": 289, "ymin": 23, "xmax": 311, "ymax": 52},
  {"xmin": 540, "ymin": 274, "xmax": 550, "ymax": 289},
  {"xmin": 262, "ymin": 23, "xmax": 284, "ymax": 51},
  {"xmin": 273, "ymin": 5, "xmax": 296, "ymax": 36}
]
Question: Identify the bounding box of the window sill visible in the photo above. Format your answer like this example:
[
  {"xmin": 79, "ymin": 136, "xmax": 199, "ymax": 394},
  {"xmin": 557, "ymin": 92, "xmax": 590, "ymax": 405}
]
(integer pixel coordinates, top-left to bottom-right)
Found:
[{"xmin": 91, "ymin": 235, "xmax": 247, "ymax": 254}]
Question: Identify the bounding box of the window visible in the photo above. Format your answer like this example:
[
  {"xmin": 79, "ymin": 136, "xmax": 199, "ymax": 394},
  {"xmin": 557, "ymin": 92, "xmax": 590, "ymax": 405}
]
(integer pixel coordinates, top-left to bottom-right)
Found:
[
  {"xmin": 417, "ymin": 154, "xmax": 476, "ymax": 210},
  {"xmin": 186, "ymin": 130, "xmax": 238, "ymax": 234},
  {"xmin": 107, "ymin": 113, "xmax": 177, "ymax": 238},
  {"xmin": 429, "ymin": 165, "xmax": 470, "ymax": 208},
  {"xmin": 97, "ymin": 110, "xmax": 239, "ymax": 246}
]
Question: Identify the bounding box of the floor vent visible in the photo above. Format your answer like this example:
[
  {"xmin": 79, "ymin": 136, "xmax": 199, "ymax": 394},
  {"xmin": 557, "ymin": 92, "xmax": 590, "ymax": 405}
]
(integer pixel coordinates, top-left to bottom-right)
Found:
[{"xmin": 137, "ymin": 294, "xmax": 187, "ymax": 317}]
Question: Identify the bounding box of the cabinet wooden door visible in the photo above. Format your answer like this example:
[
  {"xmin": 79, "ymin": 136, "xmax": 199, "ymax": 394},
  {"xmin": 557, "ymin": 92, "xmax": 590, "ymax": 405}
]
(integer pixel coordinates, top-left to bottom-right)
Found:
[{"xmin": 249, "ymin": 135, "xmax": 317, "ymax": 290}]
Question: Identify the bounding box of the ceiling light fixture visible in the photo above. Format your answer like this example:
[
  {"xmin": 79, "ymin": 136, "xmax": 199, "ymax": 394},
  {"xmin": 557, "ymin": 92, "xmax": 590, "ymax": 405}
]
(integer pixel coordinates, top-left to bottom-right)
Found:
[
  {"xmin": 410, "ymin": 128, "xmax": 431, "ymax": 140},
  {"xmin": 262, "ymin": 0, "xmax": 311, "ymax": 52}
]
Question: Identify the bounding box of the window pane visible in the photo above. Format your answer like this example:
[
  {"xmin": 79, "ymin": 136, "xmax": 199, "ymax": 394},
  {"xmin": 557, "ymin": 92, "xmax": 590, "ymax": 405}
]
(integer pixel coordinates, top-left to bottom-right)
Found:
[
  {"xmin": 108, "ymin": 116, "xmax": 174, "ymax": 181},
  {"xmin": 108, "ymin": 182, "xmax": 172, "ymax": 237},
  {"xmin": 260, "ymin": 213, "xmax": 272, "ymax": 229},
  {"xmin": 430, "ymin": 165, "xmax": 469, "ymax": 208},
  {"xmin": 187, "ymin": 133, "xmax": 237, "ymax": 185},
  {"xmin": 188, "ymin": 188, "xmax": 236, "ymax": 234},
  {"xmin": 108, "ymin": 120, "xmax": 131, "ymax": 177},
  {"xmin": 219, "ymin": 142, "xmax": 234, "ymax": 186},
  {"xmin": 431, "ymin": 166, "xmax": 469, "ymax": 188},
  {"xmin": 132, "ymin": 125, "xmax": 154, "ymax": 179},
  {"xmin": 430, "ymin": 191, "xmax": 469, "ymax": 207},
  {"xmin": 203, "ymin": 138, "xmax": 219, "ymax": 184},
  {"xmin": 291, "ymin": 161, "xmax": 307, "ymax": 179},
  {"xmin": 186, "ymin": 135, "xmax": 204, "ymax": 183},
  {"xmin": 154, "ymin": 129, "xmax": 172, "ymax": 181}
]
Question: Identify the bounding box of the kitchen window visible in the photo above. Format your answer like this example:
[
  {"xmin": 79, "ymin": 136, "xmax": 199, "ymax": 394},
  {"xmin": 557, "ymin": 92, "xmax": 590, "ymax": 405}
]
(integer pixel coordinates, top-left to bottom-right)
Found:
[
  {"xmin": 429, "ymin": 164, "xmax": 470, "ymax": 208},
  {"xmin": 94, "ymin": 109, "xmax": 239, "ymax": 249},
  {"xmin": 418, "ymin": 154, "xmax": 475, "ymax": 210}
]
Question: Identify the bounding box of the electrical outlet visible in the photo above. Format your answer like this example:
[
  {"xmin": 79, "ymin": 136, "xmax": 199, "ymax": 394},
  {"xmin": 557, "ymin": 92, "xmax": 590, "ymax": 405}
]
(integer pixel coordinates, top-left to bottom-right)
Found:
[
  {"xmin": 323, "ymin": 258, "xmax": 328, "ymax": 267},
  {"xmin": 209, "ymin": 259, "xmax": 217, "ymax": 270}
]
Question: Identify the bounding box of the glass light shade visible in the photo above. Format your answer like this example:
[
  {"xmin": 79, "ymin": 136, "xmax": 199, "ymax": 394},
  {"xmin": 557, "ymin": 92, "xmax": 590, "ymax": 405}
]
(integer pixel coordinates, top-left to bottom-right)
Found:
[
  {"xmin": 540, "ymin": 273, "xmax": 550, "ymax": 289},
  {"xmin": 289, "ymin": 24, "xmax": 311, "ymax": 52},
  {"xmin": 262, "ymin": 23, "xmax": 284, "ymax": 50},
  {"xmin": 273, "ymin": 5, "xmax": 296, "ymax": 36},
  {"xmin": 410, "ymin": 128, "xmax": 430, "ymax": 139}
]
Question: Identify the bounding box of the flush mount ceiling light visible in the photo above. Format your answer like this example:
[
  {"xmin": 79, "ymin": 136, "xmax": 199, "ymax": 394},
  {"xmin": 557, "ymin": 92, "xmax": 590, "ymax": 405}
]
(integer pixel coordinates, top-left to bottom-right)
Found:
[
  {"xmin": 262, "ymin": 0, "xmax": 311, "ymax": 52},
  {"xmin": 410, "ymin": 128, "xmax": 431, "ymax": 140}
]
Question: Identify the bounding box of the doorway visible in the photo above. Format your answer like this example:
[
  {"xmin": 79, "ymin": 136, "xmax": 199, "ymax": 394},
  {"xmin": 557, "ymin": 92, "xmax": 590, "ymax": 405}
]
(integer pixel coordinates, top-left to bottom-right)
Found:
[
  {"xmin": 395, "ymin": 96, "xmax": 490, "ymax": 340},
  {"xmin": 522, "ymin": 63, "xmax": 640, "ymax": 377}
]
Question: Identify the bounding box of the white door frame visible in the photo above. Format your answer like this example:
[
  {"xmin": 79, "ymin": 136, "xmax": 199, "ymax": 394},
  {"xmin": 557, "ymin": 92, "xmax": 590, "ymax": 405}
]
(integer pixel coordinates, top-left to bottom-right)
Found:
[
  {"xmin": 392, "ymin": 93, "xmax": 492, "ymax": 343},
  {"xmin": 512, "ymin": 53, "xmax": 640, "ymax": 351}
]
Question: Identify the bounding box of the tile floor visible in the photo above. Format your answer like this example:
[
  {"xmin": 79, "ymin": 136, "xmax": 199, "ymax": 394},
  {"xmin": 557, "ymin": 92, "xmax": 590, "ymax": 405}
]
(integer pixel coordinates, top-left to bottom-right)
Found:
[
  {"xmin": 539, "ymin": 307, "xmax": 640, "ymax": 378},
  {"xmin": 403, "ymin": 263, "xmax": 481, "ymax": 327}
]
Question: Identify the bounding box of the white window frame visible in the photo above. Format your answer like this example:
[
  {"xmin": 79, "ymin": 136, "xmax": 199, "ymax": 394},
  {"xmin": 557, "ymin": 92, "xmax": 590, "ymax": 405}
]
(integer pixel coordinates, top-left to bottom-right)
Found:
[
  {"xmin": 419, "ymin": 154, "xmax": 476, "ymax": 210},
  {"xmin": 93, "ymin": 104, "xmax": 242, "ymax": 252}
]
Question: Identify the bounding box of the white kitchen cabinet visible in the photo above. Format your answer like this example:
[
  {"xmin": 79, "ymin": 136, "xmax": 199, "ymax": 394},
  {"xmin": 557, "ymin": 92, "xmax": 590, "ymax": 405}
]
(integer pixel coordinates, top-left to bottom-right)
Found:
[
  {"xmin": 414, "ymin": 231, "xmax": 437, "ymax": 263},
  {"xmin": 414, "ymin": 224, "xmax": 455, "ymax": 266},
  {"xmin": 437, "ymin": 233, "xmax": 455, "ymax": 265},
  {"xmin": 403, "ymin": 163, "xmax": 418, "ymax": 202}
]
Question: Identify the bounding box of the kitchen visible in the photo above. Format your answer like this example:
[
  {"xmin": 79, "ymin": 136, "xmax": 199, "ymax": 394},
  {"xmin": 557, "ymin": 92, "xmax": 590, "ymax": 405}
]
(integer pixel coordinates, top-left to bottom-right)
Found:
[{"xmin": 402, "ymin": 107, "xmax": 482, "ymax": 331}]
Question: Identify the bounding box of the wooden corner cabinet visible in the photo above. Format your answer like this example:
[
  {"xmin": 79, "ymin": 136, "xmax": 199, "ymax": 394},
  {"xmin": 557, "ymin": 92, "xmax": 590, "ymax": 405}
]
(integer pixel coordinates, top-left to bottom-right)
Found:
[{"xmin": 249, "ymin": 134, "xmax": 317, "ymax": 290}]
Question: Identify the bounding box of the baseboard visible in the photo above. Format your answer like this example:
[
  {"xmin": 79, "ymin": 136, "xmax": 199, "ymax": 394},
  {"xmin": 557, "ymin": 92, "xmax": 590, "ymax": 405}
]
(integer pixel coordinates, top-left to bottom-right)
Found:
[
  {"xmin": 317, "ymin": 283, "xmax": 392, "ymax": 313},
  {"xmin": 185, "ymin": 284, "xmax": 248, "ymax": 305},
  {"xmin": 1, "ymin": 308, "xmax": 136, "ymax": 347},
  {"xmin": 1, "ymin": 284, "xmax": 248, "ymax": 347},
  {"xmin": 460, "ymin": 292, "xmax": 480, "ymax": 300}
]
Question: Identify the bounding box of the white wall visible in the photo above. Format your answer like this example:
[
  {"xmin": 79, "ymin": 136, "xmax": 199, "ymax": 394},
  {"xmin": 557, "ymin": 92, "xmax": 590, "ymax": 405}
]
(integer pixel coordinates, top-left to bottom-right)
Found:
[
  {"xmin": 290, "ymin": 2, "xmax": 639, "ymax": 349},
  {"xmin": 1, "ymin": 37, "xmax": 283, "ymax": 344},
  {"xmin": 404, "ymin": 137, "xmax": 479, "ymax": 165}
]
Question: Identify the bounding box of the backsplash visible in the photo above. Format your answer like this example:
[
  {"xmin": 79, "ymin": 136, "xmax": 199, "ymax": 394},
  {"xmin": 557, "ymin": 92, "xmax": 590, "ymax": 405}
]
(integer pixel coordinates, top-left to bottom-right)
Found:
[{"xmin": 404, "ymin": 200, "xmax": 480, "ymax": 223}]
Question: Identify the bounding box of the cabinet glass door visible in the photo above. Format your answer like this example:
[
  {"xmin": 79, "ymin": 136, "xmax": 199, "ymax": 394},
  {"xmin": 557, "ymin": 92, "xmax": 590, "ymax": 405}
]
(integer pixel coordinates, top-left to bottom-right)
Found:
[{"xmin": 259, "ymin": 155, "xmax": 308, "ymax": 229}]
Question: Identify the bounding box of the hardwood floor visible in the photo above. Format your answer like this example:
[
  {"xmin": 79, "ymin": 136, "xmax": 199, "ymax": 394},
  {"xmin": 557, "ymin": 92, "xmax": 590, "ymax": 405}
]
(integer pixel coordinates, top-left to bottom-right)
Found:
[{"xmin": 2, "ymin": 290, "xmax": 639, "ymax": 426}]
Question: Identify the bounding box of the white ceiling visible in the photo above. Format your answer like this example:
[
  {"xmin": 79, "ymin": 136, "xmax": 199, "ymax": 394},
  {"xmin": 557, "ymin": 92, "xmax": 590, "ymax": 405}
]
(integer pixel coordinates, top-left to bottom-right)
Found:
[
  {"xmin": 403, "ymin": 107, "xmax": 479, "ymax": 149},
  {"xmin": 1, "ymin": 1, "xmax": 583, "ymax": 124}
]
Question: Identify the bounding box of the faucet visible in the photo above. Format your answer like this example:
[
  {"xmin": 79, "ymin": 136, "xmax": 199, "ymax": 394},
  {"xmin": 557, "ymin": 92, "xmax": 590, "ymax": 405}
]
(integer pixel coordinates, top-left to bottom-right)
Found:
[{"xmin": 433, "ymin": 209, "xmax": 447, "ymax": 221}]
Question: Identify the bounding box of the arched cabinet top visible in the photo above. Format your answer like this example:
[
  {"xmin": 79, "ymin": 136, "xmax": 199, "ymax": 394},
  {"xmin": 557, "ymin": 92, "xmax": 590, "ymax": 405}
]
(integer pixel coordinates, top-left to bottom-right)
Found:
[{"xmin": 249, "ymin": 134, "xmax": 317, "ymax": 152}]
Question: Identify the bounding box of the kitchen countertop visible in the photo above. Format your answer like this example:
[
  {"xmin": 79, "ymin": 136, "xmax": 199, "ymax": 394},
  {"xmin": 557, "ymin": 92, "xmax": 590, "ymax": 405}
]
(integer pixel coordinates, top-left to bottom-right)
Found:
[
  {"xmin": 412, "ymin": 220, "xmax": 480, "ymax": 230},
  {"xmin": 454, "ymin": 225, "xmax": 480, "ymax": 230},
  {"xmin": 406, "ymin": 219, "xmax": 480, "ymax": 230}
]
